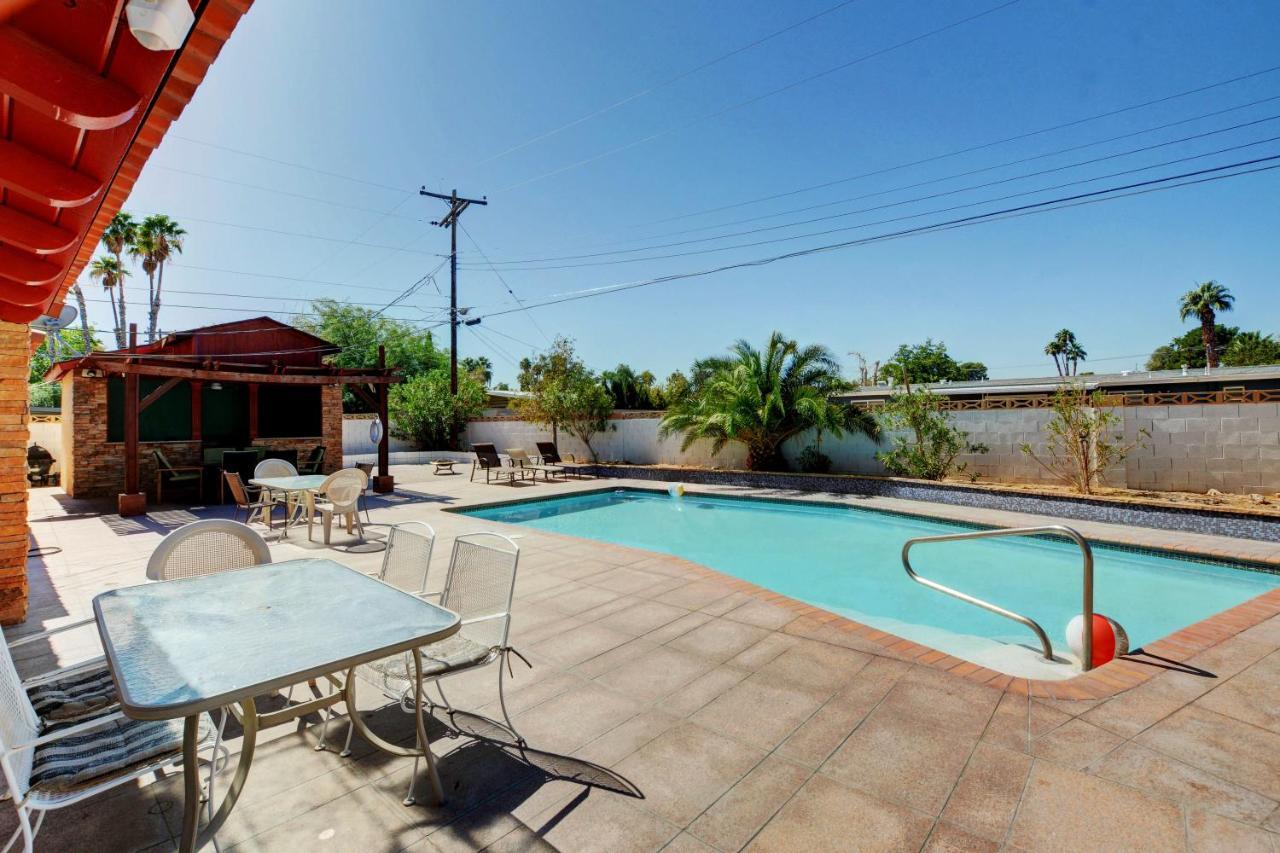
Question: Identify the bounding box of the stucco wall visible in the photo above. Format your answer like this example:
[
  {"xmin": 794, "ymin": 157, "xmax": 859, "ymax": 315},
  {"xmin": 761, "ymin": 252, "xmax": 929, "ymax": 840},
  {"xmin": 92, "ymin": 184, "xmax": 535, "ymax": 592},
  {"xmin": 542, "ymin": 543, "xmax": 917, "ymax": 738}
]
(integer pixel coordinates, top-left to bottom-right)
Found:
[{"xmin": 465, "ymin": 403, "xmax": 1280, "ymax": 494}]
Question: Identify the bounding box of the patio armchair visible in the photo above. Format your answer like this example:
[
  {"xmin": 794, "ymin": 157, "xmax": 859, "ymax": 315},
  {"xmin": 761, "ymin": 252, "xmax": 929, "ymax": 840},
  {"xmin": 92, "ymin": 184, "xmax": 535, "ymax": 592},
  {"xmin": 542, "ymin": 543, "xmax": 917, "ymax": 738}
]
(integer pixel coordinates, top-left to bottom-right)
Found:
[
  {"xmin": 297, "ymin": 445, "xmax": 326, "ymax": 475},
  {"xmin": 253, "ymin": 457, "xmax": 299, "ymax": 518},
  {"xmin": 506, "ymin": 447, "xmax": 564, "ymax": 482},
  {"xmin": 152, "ymin": 448, "xmax": 203, "ymax": 503},
  {"xmin": 302, "ymin": 469, "xmax": 366, "ymax": 545},
  {"xmin": 346, "ymin": 531, "xmax": 526, "ymax": 804},
  {"xmin": 469, "ymin": 443, "xmax": 525, "ymax": 485},
  {"xmin": 223, "ymin": 472, "xmax": 276, "ymax": 529},
  {"xmin": 536, "ymin": 441, "xmax": 591, "ymax": 479},
  {"xmin": 219, "ymin": 449, "xmax": 259, "ymax": 503}
]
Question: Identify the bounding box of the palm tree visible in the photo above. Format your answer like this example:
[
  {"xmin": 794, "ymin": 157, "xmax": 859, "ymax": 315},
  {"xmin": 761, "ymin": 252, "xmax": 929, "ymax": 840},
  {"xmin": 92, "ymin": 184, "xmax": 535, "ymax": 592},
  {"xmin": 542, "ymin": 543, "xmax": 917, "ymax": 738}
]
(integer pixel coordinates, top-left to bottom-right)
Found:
[
  {"xmin": 1044, "ymin": 329, "xmax": 1084, "ymax": 376},
  {"xmin": 1178, "ymin": 281, "xmax": 1234, "ymax": 369},
  {"xmin": 133, "ymin": 214, "xmax": 186, "ymax": 342},
  {"xmin": 89, "ymin": 256, "xmax": 129, "ymax": 340},
  {"xmin": 100, "ymin": 212, "xmax": 136, "ymax": 348},
  {"xmin": 660, "ymin": 332, "xmax": 878, "ymax": 470},
  {"xmin": 69, "ymin": 283, "xmax": 91, "ymax": 352},
  {"xmin": 1064, "ymin": 339, "xmax": 1087, "ymax": 375}
]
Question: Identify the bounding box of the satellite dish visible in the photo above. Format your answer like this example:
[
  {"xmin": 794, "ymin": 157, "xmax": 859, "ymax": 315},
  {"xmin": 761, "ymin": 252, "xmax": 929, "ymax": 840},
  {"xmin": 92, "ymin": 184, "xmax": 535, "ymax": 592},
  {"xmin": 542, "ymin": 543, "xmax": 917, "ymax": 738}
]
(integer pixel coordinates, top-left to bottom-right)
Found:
[{"xmin": 29, "ymin": 305, "xmax": 78, "ymax": 333}]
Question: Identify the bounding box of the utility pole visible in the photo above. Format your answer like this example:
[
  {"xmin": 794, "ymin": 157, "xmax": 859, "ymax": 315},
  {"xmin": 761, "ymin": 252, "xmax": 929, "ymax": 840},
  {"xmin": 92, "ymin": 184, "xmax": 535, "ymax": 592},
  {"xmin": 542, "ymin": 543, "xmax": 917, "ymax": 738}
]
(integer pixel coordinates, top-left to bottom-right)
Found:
[{"xmin": 421, "ymin": 187, "xmax": 487, "ymax": 395}]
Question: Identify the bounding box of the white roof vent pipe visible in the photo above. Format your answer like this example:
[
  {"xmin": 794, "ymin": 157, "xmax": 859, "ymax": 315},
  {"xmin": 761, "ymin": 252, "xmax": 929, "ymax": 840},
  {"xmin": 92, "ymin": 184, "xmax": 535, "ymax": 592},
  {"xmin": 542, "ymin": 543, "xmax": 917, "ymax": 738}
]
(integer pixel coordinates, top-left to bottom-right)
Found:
[
  {"xmin": 1182, "ymin": 364, "xmax": 1189, "ymax": 376},
  {"xmin": 127, "ymin": 0, "xmax": 195, "ymax": 51}
]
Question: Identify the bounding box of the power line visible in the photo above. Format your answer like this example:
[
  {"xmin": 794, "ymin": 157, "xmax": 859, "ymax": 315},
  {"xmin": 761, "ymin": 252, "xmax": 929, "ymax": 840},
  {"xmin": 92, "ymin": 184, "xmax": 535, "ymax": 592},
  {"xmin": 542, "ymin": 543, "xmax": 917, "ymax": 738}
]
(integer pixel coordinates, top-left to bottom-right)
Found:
[
  {"xmin": 473, "ymin": 155, "xmax": 1280, "ymax": 318},
  {"xmin": 139, "ymin": 212, "xmax": 456, "ymax": 258},
  {"xmin": 499, "ymin": 0, "xmax": 1025, "ymax": 192},
  {"xmin": 520, "ymin": 91, "xmax": 1280, "ymax": 252},
  {"xmin": 472, "ymin": 0, "xmax": 865, "ymax": 166},
  {"xmin": 466, "ymin": 324, "xmax": 522, "ymax": 370},
  {"xmin": 150, "ymin": 165, "xmax": 426, "ymax": 221},
  {"xmin": 640, "ymin": 62, "xmax": 1280, "ymax": 226},
  {"xmin": 459, "ymin": 222, "xmax": 553, "ymax": 346},
  {"xmin": 462, "ymin": 131, "xmax": 1280, "ymax": 272},
  {"xmin": 167, "ymin": 135, "xmax": 406, "ymax": 192},
  {"xmin": 475, "ymin": 323, "xmax": 541, "ymax": 351},
  {"xmin": 164, "ymin": 262, "xmax": 447, "ymax": 297}
]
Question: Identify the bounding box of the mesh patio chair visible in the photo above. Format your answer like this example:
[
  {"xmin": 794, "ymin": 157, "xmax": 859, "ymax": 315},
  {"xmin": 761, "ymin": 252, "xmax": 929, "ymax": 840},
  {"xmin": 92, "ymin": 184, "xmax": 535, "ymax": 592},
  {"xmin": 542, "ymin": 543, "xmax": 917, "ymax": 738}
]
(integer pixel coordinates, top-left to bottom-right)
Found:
[
  {"xmin": 146, "ymin": 519, "xmax": 272, "ymax": 581},
  {"xmin": 302, "ymin": 469, "xmax": 366, "ymax": 545},
  {"xmin": 223, "ymin": 472, "xmax": 275, "ymax": 529},
  {"xmin": 346, "ymin": 532, "xmax": 526, "ymax": 804},
  {"xmin": 1, "ymin": 618, "xmax": 224, "ymax": 853}
]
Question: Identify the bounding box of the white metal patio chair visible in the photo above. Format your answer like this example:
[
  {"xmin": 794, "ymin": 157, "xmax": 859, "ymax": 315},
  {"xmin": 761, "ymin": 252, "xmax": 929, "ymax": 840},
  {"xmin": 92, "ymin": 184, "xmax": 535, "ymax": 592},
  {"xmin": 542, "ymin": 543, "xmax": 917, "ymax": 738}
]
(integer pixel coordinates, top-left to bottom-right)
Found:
[
  {"xmin": 146, "ymin": 518, "xmax": 272, "ymax": 581},
  {"xmin": 1, "ymin": 623, "xmax": 223, "ymax": 853},
  {"xmin": 345, "ymin": 532, "xmax": 526, "ymax": 804},
  {"xmin": 303, "ymin": 469, "xmax": 366, "ymax": 545}
]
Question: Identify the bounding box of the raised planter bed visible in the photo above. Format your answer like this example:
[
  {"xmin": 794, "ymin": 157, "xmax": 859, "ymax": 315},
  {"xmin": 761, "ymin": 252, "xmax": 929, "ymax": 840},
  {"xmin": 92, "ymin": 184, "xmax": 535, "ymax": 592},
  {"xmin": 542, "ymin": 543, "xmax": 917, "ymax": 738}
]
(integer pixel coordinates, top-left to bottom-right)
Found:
[{"xmin": 580, "ymin": 463, "xmax": 1280, "ymax": 544}]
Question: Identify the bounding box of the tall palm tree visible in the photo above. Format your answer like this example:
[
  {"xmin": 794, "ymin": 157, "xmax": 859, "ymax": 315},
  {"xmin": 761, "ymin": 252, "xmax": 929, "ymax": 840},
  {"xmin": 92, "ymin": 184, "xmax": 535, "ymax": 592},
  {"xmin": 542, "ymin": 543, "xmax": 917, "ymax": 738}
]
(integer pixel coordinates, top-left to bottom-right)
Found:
[
  {"xmin": 89, "ymin": 256, "xmax": 129, "ymax": 340},
  {"xmin": 100, "ymin": 212, "xmax": 136, "ymax": 348},
  {"xmin": 1179, "ymin": 281, "xmax": 1234, "ymax": 369},
  {"xmin": 69, "ymin": 283, "xmax": 91, "ymax": 352},
  {"xmin": 660, "ymin": 332, "xmax": 878, "ymax": 470},
  {"xmin": 133, "ymin": 214, "xmax": 186, "ymax": 342},
  {"xmin": 1044, "ymin": 329, "xmax": 1084, "ymax": 376},
  {"xmin": 1064, "ymin": 339, "xmax": 1087, "ymax": 375}
]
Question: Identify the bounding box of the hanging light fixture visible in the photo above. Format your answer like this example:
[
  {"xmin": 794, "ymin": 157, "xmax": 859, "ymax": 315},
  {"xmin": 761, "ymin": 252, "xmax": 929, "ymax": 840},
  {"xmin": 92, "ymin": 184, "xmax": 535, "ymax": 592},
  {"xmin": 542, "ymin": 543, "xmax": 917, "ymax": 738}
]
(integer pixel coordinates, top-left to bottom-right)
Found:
[{"xmin": 126, "ymin": 0, "xmax": 195, "ymax": 51}]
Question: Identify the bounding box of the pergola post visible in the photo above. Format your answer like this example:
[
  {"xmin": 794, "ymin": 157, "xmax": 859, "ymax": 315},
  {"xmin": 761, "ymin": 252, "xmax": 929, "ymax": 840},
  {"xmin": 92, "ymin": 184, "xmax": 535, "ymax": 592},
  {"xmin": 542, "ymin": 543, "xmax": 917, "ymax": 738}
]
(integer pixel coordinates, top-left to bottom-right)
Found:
[
  {"xmin": 118, "ymin": 324, "xmax": 145, "ymax": 516},
  {"xmin": 373, "ymin": 345, "xmax": 393, "ymax": 493}
]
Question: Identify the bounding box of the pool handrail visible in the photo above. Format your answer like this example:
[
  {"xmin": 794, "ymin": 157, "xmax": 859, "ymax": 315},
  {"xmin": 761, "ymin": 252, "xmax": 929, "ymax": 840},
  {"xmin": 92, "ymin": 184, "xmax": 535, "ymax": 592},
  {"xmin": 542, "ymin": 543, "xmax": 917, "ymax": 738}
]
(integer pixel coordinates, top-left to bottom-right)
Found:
[{"xmin": 900, "ymin": 524, "xmax": 1094, "ymax": 671}]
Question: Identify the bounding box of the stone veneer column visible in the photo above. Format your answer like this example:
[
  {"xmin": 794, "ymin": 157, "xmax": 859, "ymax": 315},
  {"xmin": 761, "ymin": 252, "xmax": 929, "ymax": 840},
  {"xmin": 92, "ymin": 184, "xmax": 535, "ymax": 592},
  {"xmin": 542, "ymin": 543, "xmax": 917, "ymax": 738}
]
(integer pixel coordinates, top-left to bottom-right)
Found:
[{"xmin": 0, "ymin": 321, "xmax": 30, "ymax": 624}]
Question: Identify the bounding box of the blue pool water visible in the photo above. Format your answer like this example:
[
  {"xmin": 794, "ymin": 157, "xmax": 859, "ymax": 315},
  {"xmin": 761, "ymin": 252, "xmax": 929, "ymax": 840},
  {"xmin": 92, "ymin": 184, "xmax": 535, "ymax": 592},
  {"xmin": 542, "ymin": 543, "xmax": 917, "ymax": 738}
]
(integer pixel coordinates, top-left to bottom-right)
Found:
[{"xmin": 465, "ymin": 489, "xmax": 1280, "ymax": 671}]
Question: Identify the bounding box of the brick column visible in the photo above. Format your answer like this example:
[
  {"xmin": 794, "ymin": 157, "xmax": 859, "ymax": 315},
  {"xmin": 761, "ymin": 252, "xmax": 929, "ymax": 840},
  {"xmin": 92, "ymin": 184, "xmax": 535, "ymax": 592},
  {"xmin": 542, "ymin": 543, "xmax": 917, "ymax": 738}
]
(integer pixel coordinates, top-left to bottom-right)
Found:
[{"xmin": 0, "ymin": 321, "xmax": 30, "ymax": 624}]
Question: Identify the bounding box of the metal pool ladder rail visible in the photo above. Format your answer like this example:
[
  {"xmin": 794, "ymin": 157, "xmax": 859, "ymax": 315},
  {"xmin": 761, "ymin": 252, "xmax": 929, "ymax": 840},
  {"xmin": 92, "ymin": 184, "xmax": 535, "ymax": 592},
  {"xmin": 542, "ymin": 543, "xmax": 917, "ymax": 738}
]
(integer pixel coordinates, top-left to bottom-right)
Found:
[{"xmin": 901, "ymin": 525, "xmax": 1095, "ymax": 671}]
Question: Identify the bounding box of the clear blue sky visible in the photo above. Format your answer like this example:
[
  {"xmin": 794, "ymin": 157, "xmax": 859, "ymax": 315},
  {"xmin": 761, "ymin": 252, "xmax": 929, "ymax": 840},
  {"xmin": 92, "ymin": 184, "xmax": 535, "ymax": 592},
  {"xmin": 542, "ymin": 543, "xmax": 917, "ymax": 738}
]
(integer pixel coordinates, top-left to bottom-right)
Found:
[{"xmin": 92, "ymin": 0, "xmax": 1280, "ymax": 384}]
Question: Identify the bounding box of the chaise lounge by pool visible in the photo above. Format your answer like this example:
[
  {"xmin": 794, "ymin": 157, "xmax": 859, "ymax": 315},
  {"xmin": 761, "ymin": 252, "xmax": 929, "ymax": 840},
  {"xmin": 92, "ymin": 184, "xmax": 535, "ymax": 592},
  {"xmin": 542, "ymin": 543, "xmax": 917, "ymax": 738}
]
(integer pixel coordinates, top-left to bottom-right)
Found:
[{"xmin": 463, "ymin": 488, "xmax": 1280, "ymax": 679}]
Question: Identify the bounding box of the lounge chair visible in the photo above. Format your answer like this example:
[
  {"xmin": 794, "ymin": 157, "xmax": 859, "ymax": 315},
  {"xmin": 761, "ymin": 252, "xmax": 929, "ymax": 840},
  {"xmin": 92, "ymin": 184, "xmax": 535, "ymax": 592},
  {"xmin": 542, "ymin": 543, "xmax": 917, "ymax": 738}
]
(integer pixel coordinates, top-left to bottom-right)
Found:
[
  {"xmin": 152, "ymin": 449, "xmax": 203, "ymax": 503},
  {"xmin": 506, "ymin": 448, "xmax": 563, "ymax": 481},
  {"xmin": 536, "ymin": 441, "xmax": 591, "ymax": 479},
  {"xmin": 469, "ymin": 443, "xmax": 525, "ymax": 485}
]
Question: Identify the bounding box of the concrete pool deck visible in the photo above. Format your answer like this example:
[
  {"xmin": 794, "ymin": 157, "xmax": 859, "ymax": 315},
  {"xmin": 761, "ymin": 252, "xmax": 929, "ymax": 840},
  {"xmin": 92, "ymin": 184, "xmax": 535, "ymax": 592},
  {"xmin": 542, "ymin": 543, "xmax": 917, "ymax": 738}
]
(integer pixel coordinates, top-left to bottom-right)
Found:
[{"xmin": 9, "ymin": 466, "xmax": 1280, "ymax": 851}]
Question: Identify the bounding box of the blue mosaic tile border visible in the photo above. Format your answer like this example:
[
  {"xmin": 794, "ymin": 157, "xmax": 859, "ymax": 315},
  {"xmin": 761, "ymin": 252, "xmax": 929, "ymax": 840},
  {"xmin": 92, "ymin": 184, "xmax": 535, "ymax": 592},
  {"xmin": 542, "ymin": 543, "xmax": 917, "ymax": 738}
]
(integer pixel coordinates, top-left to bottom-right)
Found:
[{"xmin": 580, "ymin": 465, "xmax": 1280, "ymax": 545}]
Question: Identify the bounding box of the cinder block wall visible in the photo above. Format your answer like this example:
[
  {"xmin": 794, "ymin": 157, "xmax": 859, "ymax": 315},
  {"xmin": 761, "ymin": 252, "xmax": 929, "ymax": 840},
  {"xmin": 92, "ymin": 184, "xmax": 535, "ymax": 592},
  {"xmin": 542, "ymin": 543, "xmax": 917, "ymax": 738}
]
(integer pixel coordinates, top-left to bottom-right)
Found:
[{"xmin": 466, "ymin": 402, "xmax": 1280, "ymax": 494}]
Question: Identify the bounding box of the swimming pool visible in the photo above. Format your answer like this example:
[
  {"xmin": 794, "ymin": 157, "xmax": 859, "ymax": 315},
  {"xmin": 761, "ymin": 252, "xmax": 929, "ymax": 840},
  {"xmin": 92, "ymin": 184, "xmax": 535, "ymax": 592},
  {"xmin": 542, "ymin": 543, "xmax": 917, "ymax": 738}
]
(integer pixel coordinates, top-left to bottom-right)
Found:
[{"xmin": 464, "ymin": 489, "xmax": 1280, "ymax": 677}]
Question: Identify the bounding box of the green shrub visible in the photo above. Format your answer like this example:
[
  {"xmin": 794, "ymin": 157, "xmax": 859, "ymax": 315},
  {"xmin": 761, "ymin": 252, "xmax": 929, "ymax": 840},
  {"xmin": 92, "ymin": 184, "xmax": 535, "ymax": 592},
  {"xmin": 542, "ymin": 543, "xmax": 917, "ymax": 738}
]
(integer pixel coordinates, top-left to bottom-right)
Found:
[{"xmin": 875, "ymin": 390, "xmax": 987, "ymax": 480}]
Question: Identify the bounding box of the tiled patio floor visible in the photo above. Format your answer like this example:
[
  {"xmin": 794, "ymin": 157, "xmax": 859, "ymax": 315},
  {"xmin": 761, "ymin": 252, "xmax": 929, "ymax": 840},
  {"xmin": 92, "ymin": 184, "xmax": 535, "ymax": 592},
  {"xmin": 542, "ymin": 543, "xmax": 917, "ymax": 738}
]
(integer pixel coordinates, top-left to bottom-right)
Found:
[{"xmin": 9, "ymin": 467, "xmax": 1280, "ymax": 852}]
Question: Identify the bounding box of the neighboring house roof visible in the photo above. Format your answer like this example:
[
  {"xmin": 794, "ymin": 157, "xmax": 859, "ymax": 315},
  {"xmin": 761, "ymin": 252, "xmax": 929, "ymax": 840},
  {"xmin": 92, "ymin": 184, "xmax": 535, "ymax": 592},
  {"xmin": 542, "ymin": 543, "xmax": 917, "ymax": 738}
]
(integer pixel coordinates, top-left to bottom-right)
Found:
[
  {"xmin": 0, "ymin": 0, "xmax": 253, "ymax": 325},
  {"xmin": 486, "ymin": 389, "xmax": 534, "ymax": 400},
  {"xmin": 840, "ymin": 364, "xmax": 1280, "ymax": 400}
]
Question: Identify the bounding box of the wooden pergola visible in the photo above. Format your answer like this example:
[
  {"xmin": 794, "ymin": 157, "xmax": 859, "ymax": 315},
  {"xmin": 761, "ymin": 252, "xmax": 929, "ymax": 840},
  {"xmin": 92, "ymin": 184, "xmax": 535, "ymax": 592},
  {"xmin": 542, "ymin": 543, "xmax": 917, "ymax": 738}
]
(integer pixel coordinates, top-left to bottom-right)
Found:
[{"xmin": 55, "ymin": 321, "xmax": 400, "ymax": 515}]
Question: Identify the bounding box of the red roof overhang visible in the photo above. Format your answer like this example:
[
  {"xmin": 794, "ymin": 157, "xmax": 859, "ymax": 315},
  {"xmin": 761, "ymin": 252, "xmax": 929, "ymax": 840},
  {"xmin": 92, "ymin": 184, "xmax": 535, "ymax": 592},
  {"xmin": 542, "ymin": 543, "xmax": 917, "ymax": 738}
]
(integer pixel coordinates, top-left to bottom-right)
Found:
[{"xmin": 0, "ymin": 0, "xmax": 252, "ymax": 326}]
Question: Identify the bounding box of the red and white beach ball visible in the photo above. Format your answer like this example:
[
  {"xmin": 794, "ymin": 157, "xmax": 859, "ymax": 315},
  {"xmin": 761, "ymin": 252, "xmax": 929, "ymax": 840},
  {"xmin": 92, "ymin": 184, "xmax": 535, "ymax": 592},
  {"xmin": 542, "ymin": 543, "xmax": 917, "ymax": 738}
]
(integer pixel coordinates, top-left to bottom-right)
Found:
[{"xmin": 1066, "ymin": 614, "xmax": 1129, "ymax": 669}]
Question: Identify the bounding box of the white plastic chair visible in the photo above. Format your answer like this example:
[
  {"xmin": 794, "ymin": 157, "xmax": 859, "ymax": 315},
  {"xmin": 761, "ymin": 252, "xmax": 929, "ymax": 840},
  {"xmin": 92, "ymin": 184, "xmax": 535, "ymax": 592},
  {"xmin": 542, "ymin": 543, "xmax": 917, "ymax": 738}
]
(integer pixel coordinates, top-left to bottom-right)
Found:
[
  {"xmin": 304, "ymin": 469, "xmax": 367, "ymax": 545},
  {"xmin": 347, "ymin": 532, "xmax": 525, "ymax": 804},
  {"xmin": 252, "ymin": 458, "xmax": 297, "ymax": 480},
  {"xmin": 146, "ymin": 519, "xmax": 272, "ymax": 581},
  {"xmin": 0, "ymin": 626, "xmax": 222, "ymax": 853}
]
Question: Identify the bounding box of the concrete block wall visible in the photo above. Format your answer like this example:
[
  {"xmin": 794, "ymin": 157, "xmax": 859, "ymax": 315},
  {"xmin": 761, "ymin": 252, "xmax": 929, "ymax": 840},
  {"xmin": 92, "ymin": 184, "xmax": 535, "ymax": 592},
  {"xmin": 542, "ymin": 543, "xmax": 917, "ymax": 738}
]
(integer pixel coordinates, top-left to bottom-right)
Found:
[{"xmin": 465, "ymin": 402, "xmax": 1280, "ymax": 494}]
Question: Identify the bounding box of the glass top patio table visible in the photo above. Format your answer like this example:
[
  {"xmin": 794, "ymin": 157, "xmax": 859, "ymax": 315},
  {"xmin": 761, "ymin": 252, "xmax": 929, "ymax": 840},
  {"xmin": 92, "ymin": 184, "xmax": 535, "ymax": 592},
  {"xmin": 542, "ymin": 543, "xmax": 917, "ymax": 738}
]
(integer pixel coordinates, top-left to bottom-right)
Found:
[
  {"xmin": 248, "ymin": 474, "xmax": 328, "ymax": 492},
  {"xmin": 93, "ymin": 559, "xmax": 459, "ymax": 720}
]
